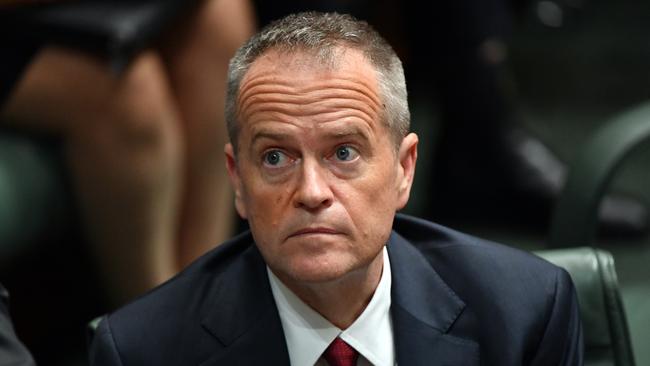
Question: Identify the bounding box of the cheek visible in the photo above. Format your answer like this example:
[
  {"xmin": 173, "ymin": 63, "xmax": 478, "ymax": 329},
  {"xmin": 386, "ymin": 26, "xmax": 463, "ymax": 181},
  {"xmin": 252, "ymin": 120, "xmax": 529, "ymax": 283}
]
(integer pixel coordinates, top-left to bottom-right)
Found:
[
  {"xmin": 358, "ymin": 164, "xmax": 397, "ymax": 206},
  {"xmin": 246, "ymin": 182, "xmax": 293, "ymax": 227},
  {"xmin": 337, "ymin": 167, "xmax": 397, "ymax": 235}
]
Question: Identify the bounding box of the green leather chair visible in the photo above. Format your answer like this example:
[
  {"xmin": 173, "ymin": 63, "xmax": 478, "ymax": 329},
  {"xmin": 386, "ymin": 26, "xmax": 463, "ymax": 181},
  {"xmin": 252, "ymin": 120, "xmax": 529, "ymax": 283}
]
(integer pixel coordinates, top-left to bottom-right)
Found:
[
  {"xmin": 0, "ymin": 130, "xmax": 71, "ymax": 265},
  {"xmin": 541, "ymin": 101, "xmax": 650, "ymax": 365},
  {"xmin": 536, "ymin": 247, "xmax": 635, "ymax": 366},
  {"xmin": 549, "ymin": 102, "xmax": 650, "ymax": 247}
]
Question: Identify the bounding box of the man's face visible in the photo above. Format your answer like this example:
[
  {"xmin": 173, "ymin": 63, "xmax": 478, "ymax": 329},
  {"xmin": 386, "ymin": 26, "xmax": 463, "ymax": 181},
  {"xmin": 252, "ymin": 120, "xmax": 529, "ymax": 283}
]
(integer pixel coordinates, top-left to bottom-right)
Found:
[{"xmin": 225, "ymin": 48, "xmax": 417, "ymax": 287}]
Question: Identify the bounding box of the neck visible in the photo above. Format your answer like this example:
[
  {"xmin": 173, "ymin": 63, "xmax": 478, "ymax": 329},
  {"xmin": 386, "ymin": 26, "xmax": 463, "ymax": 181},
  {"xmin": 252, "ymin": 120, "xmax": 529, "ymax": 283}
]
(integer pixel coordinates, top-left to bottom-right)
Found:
[{"xmin": 276, "ymin": 250, "xmax": 384, "ymax": 329}]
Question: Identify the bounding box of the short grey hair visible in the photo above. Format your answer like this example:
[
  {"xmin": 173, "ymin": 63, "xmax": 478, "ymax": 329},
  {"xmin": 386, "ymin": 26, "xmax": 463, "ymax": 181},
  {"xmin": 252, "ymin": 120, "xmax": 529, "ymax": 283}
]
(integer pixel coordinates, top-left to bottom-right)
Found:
[{"xmin": 225, "ymin": 12, "xmax": 410, "ymax": 152}]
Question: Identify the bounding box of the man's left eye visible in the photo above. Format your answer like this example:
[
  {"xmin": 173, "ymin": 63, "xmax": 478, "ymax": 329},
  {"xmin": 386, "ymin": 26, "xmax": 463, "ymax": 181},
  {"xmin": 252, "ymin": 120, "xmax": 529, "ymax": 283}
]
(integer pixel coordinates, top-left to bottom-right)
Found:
[{"xmin": 334, "ymin": 146, "xmax": 360, "ymax": 161}]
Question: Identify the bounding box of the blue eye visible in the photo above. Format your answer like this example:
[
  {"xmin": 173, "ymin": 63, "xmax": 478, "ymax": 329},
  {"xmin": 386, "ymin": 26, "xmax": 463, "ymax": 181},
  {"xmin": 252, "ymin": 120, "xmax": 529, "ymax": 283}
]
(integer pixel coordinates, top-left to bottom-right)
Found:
[
  {"xmin": 263, "ymin": 150, "xmax": 289, "ymax": 167},
  {"xmin": 334, "ymin": 146, "xmax": 359, "ymax": 161}
]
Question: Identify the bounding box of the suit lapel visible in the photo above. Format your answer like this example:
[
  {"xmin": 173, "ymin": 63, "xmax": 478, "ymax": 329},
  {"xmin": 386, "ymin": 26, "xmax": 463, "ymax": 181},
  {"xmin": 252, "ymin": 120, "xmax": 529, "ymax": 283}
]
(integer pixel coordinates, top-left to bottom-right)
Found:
[
  {"xmin": 388, "ymin": 232, "xmax": 480, "ymax": 366},
  {"xmin": 195, "ymin": 229, "xmax": 479, "ymax": 365},
  {"xmin": 199, "ymin": 242, "xmax": 290, "ymax": 365}
]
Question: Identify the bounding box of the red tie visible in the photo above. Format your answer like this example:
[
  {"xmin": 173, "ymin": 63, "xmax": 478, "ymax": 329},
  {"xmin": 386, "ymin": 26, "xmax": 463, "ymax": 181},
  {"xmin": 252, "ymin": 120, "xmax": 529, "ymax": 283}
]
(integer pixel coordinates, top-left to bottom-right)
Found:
[{"xmin": 324, "ymin": 337, "xmax": 359, "ymax": 366}]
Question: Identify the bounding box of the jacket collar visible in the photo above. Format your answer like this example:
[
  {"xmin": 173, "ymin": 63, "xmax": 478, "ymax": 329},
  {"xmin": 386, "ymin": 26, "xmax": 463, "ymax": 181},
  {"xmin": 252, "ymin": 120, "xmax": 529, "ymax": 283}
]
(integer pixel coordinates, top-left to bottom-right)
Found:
[
  {"xmin": 198, "ymin": 228, "xmax": 478, "ymax": 365},
  {"xmin": 199, "ymin": 238, "xmax": 290, "ymax": 365},
  {"xmin": 388, "ymin": 231, "xmax": 479, "ymax": 366}
]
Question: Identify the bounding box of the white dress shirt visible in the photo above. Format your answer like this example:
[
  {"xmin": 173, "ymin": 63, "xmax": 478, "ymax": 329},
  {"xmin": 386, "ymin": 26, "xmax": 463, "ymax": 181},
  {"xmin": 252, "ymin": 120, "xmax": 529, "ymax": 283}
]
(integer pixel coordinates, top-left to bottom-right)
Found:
[{"xmin": 268, "ymin": 247, "xmax": 395, "ymax": 366}]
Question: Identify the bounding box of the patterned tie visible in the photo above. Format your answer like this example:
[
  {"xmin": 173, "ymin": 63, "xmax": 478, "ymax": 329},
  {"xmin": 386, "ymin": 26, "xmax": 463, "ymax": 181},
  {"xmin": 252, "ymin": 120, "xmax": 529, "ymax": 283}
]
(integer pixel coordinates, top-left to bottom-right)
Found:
[{"xmin": 324, "ymin": 337, "xmax": 359, "ymax": 366}]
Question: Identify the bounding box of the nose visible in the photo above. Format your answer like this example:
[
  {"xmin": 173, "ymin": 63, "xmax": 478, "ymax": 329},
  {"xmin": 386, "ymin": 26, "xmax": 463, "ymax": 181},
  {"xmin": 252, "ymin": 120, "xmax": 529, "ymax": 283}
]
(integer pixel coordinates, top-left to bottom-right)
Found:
[{"xmin": 293, "ymin": 159, "xmax": 334, "ymax": 211}]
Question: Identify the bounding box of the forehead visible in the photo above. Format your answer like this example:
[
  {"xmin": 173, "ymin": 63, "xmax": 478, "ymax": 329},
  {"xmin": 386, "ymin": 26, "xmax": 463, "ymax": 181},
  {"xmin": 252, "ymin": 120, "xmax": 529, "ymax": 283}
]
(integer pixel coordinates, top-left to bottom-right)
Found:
[{"xmin": 235, "ymin": 48, "xmax": 384, "ymax": 143}]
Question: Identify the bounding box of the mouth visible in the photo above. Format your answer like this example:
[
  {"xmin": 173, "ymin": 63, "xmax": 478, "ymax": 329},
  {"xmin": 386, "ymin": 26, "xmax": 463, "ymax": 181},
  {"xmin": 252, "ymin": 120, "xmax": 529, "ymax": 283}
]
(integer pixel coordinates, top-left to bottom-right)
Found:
[{"xmin": 288, "ymin": 227, "xmax": 342, "ymax": 238}]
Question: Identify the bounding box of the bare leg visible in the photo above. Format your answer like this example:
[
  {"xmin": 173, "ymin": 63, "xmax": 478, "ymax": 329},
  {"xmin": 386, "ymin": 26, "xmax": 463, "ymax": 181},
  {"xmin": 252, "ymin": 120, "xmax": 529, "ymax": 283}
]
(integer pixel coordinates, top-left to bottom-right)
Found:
[
  {"xmin": 3, "ymin": 48, "xmax": 182, "ymax": 305},
  {"xmin": 160, "ymin": 0, "xmax": 255, "ymax": 267},
  {"xmin": 1, "ymin": 0, "xmax": 256, "ymax": 302}
]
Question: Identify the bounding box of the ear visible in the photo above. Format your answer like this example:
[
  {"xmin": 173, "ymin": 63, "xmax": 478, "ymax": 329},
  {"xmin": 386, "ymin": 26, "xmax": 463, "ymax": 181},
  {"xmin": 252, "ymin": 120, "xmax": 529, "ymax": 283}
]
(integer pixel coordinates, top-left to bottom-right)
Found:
[
  {"xmin": 395, "ymin": 133, "xmax": 418, "ymax": 210},
  {"xmin": 225, "ymin": 143, "xmax": 248, "ymax": 219}
]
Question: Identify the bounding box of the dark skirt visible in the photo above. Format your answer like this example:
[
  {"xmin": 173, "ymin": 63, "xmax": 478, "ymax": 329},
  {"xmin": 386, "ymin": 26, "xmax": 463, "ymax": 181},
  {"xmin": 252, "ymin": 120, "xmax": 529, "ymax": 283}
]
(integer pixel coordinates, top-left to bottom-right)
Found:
[{"xmin": 0, "ymin": 0, "xmax": 200, "ymax": 106}]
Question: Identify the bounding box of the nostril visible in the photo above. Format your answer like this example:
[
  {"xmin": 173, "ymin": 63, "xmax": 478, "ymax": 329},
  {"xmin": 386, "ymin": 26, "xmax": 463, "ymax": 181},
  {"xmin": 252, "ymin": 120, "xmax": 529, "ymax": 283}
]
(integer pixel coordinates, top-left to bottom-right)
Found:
[{"xmin": 293, "ymin": 184, "xmax": 334, "ymax": 210}]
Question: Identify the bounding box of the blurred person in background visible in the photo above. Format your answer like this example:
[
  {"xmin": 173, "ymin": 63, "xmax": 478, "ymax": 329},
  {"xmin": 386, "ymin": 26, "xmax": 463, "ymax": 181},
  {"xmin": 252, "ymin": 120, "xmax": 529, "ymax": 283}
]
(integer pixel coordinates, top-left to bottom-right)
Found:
[{"xmin": 0, "ymin": 0, "xmax": 255, "ymax": 305}]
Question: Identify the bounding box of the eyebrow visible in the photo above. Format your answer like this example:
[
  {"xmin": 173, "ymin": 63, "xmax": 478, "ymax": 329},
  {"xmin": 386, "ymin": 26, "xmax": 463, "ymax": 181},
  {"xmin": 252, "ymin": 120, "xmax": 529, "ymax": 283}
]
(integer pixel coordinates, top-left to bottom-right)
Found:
[
  {"xmin": 324, "ymin": 126, "xmax": 371, "ymax": 143},
  {"xmin": 251, "ymin": 131, "xmax": 293, "ymax": 146}
]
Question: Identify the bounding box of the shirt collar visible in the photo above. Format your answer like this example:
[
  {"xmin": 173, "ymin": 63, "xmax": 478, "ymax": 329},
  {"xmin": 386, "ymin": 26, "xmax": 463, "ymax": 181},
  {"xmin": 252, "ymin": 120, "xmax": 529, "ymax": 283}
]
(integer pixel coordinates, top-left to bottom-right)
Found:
[{"xmin": 268, "ymin": 247, "xmax": 394, "ymax": 366}]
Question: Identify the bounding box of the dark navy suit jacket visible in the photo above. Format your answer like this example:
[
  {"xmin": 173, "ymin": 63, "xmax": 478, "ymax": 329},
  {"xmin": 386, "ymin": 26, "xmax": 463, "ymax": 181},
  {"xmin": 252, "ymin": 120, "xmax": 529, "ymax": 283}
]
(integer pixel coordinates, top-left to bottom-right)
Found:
[{"xmin": 89, "ymin": 214, "xmax": 583, "ymax": 365}]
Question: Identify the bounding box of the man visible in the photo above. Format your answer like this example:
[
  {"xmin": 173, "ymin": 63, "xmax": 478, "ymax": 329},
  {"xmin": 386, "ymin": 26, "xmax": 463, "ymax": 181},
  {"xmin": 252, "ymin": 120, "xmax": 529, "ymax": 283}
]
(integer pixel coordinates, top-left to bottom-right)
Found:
[{"xmin": 89, "ymin": 12, "xmax": 583, "ymax": 365}]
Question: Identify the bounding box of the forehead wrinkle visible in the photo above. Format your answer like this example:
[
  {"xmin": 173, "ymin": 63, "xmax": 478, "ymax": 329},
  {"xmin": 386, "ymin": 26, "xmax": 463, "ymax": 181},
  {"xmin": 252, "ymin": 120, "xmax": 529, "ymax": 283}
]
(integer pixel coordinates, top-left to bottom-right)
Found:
[
  {"xmin": 307, "ymin": 109, "xmax": 378, "ymax": 126},
  {"xmin": 237, "ymin": 74, "xmax": 295, "ymax": 105},
  {"xmin": 238, "ymin": 69, "xmax": 383, "ymax": 114},
  {"xmin": 239, "ymin": 80, "xmax": 380, "ymax": 110},
  {"xmin": 239, "ymin": 85, "xmax": 382, "ymax": 132},
  {"xmin": 316, "ymin": 76, "xmax": 383, "ymax": 109},
  {"xmin": 240, "ymin": 99, "xmax": 379, "ymax": 126},
  {"xmin": 240, "ymin": 92, "xmax": 379, "ymax": 122},
  {"xmin": 317, "ymin": 122, "xmax": 372, "ymax": 143},
  {"xmin": 290, "ymin": 76, "xmax": 382, "ymax": 108}
]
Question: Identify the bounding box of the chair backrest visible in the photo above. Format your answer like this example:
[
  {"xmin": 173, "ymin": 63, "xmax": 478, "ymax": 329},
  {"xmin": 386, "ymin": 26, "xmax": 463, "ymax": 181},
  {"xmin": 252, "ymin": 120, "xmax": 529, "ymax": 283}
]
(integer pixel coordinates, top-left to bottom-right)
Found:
[
  {"xmin": 86, "ymin": 315, "xmax": 104, "ymax": 348},
  {"xmin": 549, "ymin": 102, "xmax": 650, "ymax": 247},
  {"xmin": 0, "ymin": 130, "xmax": 70, "ymax": 266},
  {"xmin": 535, "ymin": 247, "xmax": 635, "ymax": 366}
]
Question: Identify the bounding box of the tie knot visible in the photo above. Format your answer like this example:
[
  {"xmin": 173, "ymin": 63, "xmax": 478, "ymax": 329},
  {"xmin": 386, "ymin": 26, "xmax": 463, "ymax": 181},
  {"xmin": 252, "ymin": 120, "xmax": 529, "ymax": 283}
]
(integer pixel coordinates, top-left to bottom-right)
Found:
[{"xmin": 324, "ymin": 337, "xmax": 359, "ymax": 366}]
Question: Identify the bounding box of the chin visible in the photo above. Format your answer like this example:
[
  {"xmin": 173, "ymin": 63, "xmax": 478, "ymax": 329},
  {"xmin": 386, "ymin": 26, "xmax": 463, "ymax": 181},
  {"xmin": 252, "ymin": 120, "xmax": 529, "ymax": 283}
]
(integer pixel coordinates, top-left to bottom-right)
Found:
[{"xmin": 282, "ymin": 255, "xmax": 359, "ymax": 284}]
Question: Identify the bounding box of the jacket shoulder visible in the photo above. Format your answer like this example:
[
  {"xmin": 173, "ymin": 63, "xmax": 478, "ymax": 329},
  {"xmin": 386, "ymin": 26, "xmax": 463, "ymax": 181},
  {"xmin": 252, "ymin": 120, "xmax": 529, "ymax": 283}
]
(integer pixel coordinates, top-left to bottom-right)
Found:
[
  {"xmin": 92, "ymin": 231, "xmax": 257, "ymax": 365},
  {"xmin": 393, "ymin": 213, "xmax": 562, "ymax": 285},
  {"xmin": 392, "ymin": 214, "xmax": 582, "ymax": 364}
]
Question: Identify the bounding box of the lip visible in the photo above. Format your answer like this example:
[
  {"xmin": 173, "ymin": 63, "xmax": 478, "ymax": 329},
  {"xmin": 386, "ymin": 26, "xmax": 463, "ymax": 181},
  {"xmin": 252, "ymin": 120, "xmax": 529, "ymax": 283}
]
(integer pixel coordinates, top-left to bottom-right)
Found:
[{"xmin": 288, "ymin": 227, "xmax": 341, "ymax": 238}]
